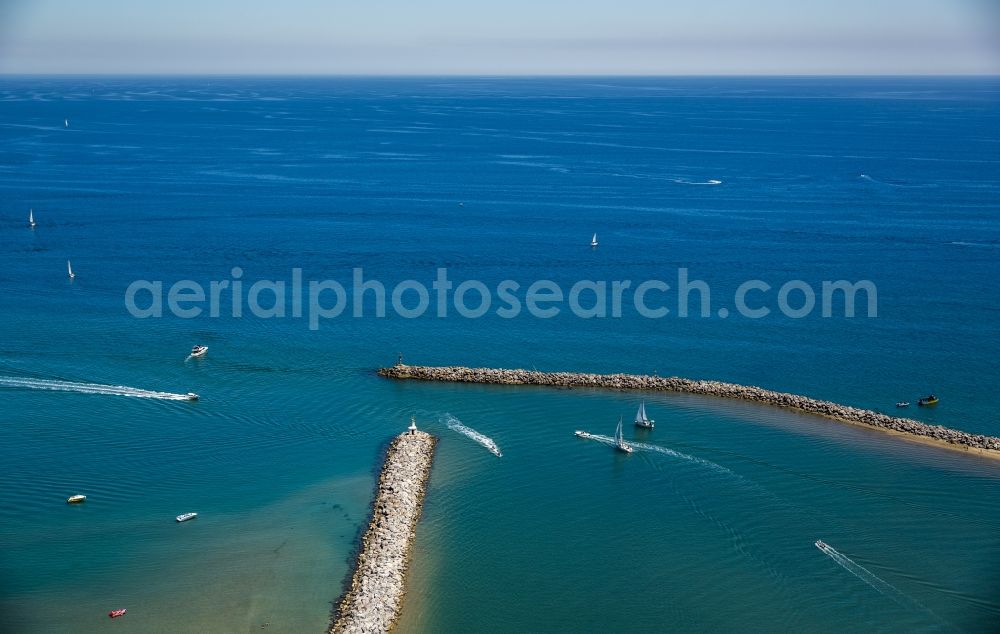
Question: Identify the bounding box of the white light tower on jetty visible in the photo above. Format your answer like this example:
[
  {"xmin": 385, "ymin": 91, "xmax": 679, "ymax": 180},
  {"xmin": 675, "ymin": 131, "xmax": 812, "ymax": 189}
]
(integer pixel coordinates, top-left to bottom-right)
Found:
[{"xmin": 408, "ymin": 416, "xmax": 417, "ymax": 435}]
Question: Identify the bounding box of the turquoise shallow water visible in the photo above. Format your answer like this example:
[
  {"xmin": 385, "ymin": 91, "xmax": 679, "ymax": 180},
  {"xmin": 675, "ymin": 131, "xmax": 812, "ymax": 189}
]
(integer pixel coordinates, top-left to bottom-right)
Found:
[{"xmin": 1, "ymin": 77, "xmax": 999, "ymax": 632}]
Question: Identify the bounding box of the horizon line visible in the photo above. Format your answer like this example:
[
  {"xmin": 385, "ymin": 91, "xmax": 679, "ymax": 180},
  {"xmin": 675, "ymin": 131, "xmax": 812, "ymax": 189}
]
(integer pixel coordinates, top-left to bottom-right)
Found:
[{"xmin": 1, "ymin": 72, "xmax": 998, "ymax": 79}]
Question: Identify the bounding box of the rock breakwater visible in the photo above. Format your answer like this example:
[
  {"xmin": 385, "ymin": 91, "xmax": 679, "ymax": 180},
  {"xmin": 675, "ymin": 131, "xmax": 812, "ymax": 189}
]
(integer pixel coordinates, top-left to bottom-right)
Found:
[
  {"xmin": 378, "ymin": 364, "xmax": 1000, "ymax": 458},
  {"xmin": 331, "ymin": 429, "xmax": 437, "ymax": 634}
]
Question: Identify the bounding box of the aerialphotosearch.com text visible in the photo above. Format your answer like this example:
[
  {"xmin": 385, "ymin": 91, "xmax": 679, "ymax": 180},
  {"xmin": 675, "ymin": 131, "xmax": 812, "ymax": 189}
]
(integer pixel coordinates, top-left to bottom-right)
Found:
[{"xmin": 124, "ymin": 267, "xmax": 878, "ymax": 330}]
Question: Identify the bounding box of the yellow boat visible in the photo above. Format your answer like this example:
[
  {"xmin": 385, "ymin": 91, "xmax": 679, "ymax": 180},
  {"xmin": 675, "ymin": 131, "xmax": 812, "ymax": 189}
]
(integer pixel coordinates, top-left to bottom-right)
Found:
[{"xmin": 918, "ymin": 396, "xmax": 939, "ymax": 406}]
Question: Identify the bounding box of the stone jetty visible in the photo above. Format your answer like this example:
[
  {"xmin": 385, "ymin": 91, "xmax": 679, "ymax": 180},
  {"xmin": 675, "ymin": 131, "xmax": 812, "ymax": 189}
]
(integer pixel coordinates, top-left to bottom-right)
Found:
[
  {"xmin": 331, "ymin": 425, "xmax": 437, "ymax": 634},
  {"xmin": 379, "ymin": 364, "xmax": 1000, "ymax": 458}
]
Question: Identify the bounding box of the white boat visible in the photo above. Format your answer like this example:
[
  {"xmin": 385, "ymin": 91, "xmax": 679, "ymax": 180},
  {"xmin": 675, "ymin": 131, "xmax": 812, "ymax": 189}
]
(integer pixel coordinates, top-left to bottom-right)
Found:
[
  {"xmin": 176, "ymin": 512, "xmax": 198, "ymax": 522},
  {"xmin": 64, "ymin": 118, "xmax": 69, "ymax": 128},
  {"xmin": 590, "ymin": 232, "xmax": 598, "ymax": 247},
  {"xmin": 67, "ymin": 260, "xmax": 75, "ymax": 279},
  {"xmin": 895, "ymin": 401, "xmax": 910, "ymax": 408},
  {"xmin": 634, "ymin": 400, "xmax": 654, "ymax": 428},
  {"xmin": 815, "ymin": 539, "xmax": 827, "ymax": 549},
  {"xmin": 186, "ymin": 392, "xmax": 199, "ymax": 401},
  {"xmin": 190, "ymin": 345, "xmax": 208, "ymax": 358},
  {"xmin": 66, "ymin": 494, "xmax": 86, "ymax": 504},
  {"xmin": 613, "ymin": 416, "xmax": 633, "ymax": 454},
  {"xmin": 29, "ymin": 209, "xmax": 36, "ymax": 228}
]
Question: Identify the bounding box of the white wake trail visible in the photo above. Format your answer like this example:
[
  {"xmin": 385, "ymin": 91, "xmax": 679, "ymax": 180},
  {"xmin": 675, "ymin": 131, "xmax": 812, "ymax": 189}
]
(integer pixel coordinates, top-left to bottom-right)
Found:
[
  {"xmin": 816, "ymin": 541, "xmax": 899, "ymax": 596},
  {"xmin": 577, "ymin": 433, "xmax": 736, "ymax": 476},
  {"xmin": 444, "ymin": 414, "xmax": 502, "ymax": 457},
  {"xmin": 0, "ymin": 376, "xmax": 197, "ymax": 401}
]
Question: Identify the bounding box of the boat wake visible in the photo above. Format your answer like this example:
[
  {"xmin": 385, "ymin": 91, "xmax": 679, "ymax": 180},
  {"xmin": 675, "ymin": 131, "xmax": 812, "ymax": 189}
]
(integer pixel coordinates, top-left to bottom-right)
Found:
[
  {"xmin": 673, "ymin": 178, "xmax": 723, "ymax": 185},
  {"xmin": 444, "ymin": 415, "xmax": 502, "ymax": 457},
  {"xmin": 0, "ymin": 376, "xmax": 197, "ymax": 401},
  {"xmin": 813, "ymin": 540, "xmax": 956, "ymax": 628},
  {"xmin": 815, "ymin": 540, "xmax": 901, "ymax": 597},
  {"xmin": 575, "ymin": 433, "xmax": 735, "ymax": 476}
]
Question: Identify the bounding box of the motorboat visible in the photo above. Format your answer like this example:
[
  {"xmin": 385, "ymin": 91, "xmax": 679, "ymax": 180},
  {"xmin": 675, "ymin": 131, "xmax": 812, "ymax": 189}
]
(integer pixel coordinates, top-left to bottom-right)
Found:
[
  {"xmin": 895, "ymin": 402, "xmax": 909, "ymax": 408},
  {"xmin": 66, "ymin": 494, "xmax": 86, "ymax": 504},
  {"xmin": 176, "ymin": 512, "xmax": 198, "ymax": 522},
  {"xmin": 918, "ymin": 395, "xmax": 939, "ymax": 407},
  {"xmin": 186, "ymin": 392, "xmax": 199, "ymax": 401},
  {"xmin": 190, "ymin": 345, "xmax": 208, "ymax": 357},
  {"xmin": 108, "ymin": 609, "xmax": 127, "ymax": 619},
  {"xmin": 815, "ymin": 539, "xmax": 827, "ymax": 549}
]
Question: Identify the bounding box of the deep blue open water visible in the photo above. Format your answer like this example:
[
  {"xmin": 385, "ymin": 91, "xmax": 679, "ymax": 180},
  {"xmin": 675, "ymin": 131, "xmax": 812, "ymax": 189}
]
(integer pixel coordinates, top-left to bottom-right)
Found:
[{"xmin": 1, "ymin": 76, "xmax": 998, "ymax": 632}]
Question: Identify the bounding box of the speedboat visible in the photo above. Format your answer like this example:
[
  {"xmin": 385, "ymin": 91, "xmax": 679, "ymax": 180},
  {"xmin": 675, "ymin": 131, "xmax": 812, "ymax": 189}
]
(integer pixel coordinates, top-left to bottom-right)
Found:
[
  {"xmin": 176, "ymin": 512, "xmax": 198, "ymax": 522},
  {"xmin": 66, "ymin": 494, "xmax": 86, "ymax": 504},
  {"xmin": 186, "ymin": 392, "xmax": 199, "ymax": 401},
  {"xmin": 918, "ymin": 395, "xmax": 939, "ymax": 406},
  {"xmin": 108, "ymin": 609, "xmax": 127, "ymax": 619},
  {"xmin": 895, "ymin": 402, "xmax": 910, "ymax": 408},
  {"xmin": 190, "ymin": 345, "xmax": 208, "ymax": 358},
  {"xmin": 815, "ymin": 539, "xmax": 827, "ymax": 549}
]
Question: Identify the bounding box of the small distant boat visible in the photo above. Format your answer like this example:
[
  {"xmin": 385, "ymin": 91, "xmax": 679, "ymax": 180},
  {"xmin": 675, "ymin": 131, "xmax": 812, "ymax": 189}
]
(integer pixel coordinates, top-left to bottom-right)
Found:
[
  {"xmin": 590, "ymin": 232, "xmax": 598, "ymax": 247},
  {"xmin": 29, "ymin": 209, "xmax": 36, "ymax": 228},
  {"xmin": 895, "ymin": 401, "xmax": 910, "ymax": 408},
  {"xmin": 108, "ymin": 609, "xmax": 127, "ymax": 619},
  {"xmin": 66, "ymin": 494, "xmax": 86, "ymax": 504},
  {"xmin": 176, "ymin": 512, "xmax": 198, "ymax": 522},
  {"xmin": 815, "ymin": 539, "xmax": 827, "ymax": 549},
  {"xmin": 190, "ymin": 345, "xmax": 208, "ymax": 358},
  {"xmin": 634, "ymin": 400, "xmax": 654, "ymax": 428},
  {"xmin": 185, "ymin": 392, "xmax": 199, "ymax": 401},
  {"xmin": 613, "ymin": 416, "xmax": 632, "ymax": 454},
  {"xmin": 918, "ymin": 395, "xmax": 939, "ymax": 406},
  {"xmin": 67, "ymin": 260, "xmax": 75, "ymax": 279}
]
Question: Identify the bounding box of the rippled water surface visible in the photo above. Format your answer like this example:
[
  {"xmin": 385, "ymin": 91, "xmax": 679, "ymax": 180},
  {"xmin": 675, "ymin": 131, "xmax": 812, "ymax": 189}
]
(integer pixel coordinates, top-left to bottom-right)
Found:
[{"xmin": 1, "ymin": 77, "xmax": 998, "ymax": 633}]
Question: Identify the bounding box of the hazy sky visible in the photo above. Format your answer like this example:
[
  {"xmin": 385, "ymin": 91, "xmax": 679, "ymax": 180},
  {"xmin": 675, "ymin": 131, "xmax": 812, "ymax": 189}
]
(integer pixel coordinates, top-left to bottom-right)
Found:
[{"xmin": 0, "ymin": 0, "xmax": 997, "ymax": 74}]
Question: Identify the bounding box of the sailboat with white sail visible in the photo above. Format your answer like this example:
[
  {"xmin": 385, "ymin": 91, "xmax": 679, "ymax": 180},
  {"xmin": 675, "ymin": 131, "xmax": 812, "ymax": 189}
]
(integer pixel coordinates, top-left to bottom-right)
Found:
[
  {"xmin": 29, "ymin": 209, "xmax": 36, "ymax": 228},
  {"xmin": 590, "ymin": 232, "xmax": 598, "ymax": 247},
  {"xmin": 614, "ymin": 415, "xmax": 633, "ymax": 453},
  {"xmin": 67, "ymin": 260, "xmax": 75, "ymax": 279},
  {"xmin": 634, "ymin": 400, "xmax": 654, "ymax": 429}
]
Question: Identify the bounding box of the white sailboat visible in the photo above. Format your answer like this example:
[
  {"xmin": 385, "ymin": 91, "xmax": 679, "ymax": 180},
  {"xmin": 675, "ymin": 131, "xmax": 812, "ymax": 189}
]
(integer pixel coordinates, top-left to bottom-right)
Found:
[
  {"xmin": 29, "ymin": 209, "xmax": 36, "ymax": 228},
  {"xmin": 67, "ymin": 260, "xmax": 75, "ymax": 279},
  {"xmin": 614, "ymin": 415, "xmax": 633, "ymax": 453},
  {"xmin": 590, "ymin": 232, "xmax": 598, "ymax": 247},
  {"xmin": 634, "ymin": 400, "xmax": 654, "ymax": 429},
  {"xmin": 64, "ymin": 119, "xmax": 69, "ymax": 128}
]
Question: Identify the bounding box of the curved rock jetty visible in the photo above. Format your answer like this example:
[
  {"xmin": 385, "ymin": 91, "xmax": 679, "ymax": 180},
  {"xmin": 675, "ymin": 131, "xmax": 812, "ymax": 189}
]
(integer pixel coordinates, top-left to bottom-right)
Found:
[
  {"xmin": 379, "ymin": 364, "xmax": 1000, "ymax": 458},
  {"xmin": 331, "ymin": 428, "xmax": 437, "ymax": 634}
]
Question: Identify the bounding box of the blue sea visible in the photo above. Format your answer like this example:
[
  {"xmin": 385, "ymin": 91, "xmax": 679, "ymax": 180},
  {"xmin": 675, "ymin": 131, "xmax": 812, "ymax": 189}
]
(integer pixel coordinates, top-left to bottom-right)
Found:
[{"xmin": 1, "ymin": 76, "xmax": 999, "ymax": 633}]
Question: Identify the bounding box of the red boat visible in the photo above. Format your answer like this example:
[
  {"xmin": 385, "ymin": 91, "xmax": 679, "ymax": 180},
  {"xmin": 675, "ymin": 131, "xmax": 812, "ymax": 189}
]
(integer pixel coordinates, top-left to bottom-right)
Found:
[{"xmin": 108, "ymin": 608, "xmax": 127, "ymax": 619}]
